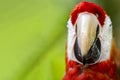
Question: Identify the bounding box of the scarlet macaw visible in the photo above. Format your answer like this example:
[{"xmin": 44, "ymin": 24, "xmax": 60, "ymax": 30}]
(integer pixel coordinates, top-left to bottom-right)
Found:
[{"xmin": 63, "ymin": 1, "xmax": 119, "ymax": 80}]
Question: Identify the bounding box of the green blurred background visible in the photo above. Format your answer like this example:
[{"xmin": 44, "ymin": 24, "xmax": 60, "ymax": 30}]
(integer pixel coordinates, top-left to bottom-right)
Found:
[{"xmin": 0, "ymin": 0, "xmax": 120, "ymax": 80}]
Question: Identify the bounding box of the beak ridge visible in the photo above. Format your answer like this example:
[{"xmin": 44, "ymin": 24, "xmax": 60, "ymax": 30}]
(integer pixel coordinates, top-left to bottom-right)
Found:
[{"xmin": 76, "ymin": 13, "xmax": 98, "ymax": 57}]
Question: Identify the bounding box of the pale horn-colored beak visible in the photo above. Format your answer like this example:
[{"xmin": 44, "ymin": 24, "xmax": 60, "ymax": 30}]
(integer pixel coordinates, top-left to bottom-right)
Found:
[{"xmin": 76, "ymin": 13, "xmax": 98, "ymax": 57}]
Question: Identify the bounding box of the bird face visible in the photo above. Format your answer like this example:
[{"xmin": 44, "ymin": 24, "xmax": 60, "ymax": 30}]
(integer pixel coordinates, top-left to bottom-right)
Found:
[{"xmin": 67, "ymin": 2, "xmax": 112, "ymax": 66}]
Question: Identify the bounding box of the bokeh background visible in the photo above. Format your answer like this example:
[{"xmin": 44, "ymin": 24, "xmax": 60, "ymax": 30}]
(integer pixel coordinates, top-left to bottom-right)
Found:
[{"xmin": 0, "ymin": 0, "xmax": 120, "ymax": 80}]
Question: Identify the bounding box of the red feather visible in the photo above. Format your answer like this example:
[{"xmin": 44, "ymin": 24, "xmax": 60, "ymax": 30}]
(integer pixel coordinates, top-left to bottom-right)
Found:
[
  {"xmin": 63, "ymin": 60, "xmax": 118, "ymax": 80},
  {"xmin": 63, "ymin": 41, "xmax": 118, "ymax": 80},
  {"xmin": 71, "ymin": 1, "xmax": 106, "ymax": 26}
]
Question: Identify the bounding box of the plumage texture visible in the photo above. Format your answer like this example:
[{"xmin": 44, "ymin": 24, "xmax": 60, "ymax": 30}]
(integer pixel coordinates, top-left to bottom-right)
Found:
[
  {"xmin": 71, "ymin": 2, "xmax": 106, "ymax": 26},
  {"xmin": 63, "ymin": 41, "xmax": 118, "ymax": 80},
  {"xmin": 63, "ymin": 1, "xmax": 119, "ymax": 80}
]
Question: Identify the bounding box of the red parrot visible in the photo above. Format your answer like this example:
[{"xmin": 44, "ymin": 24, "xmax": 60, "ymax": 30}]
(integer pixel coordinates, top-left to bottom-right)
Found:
[{"xmin": 63, "ymin": 1, "xmax": 119, "ymax": 80}]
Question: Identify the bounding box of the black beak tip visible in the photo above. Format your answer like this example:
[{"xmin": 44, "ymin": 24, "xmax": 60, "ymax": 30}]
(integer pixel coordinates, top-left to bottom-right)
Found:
[{"xmin": 83, "ymin": 56, "xmax": 86, "ymax": 65}]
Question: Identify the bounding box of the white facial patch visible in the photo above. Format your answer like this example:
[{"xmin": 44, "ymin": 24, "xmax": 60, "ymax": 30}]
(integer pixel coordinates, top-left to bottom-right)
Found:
[
  {"xmin": 98, "ymin": 15, "xmax": 112, "ymax": 62},
  {"xmin": 67, "ymin": 18, "xmax": 79, "ymax": 62}
]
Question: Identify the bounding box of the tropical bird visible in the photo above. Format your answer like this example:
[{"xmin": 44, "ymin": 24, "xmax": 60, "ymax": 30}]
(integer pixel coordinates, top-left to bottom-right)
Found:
[{"xmin": 63, "ymin": 1, "xmax": 119, "ymax": 80}]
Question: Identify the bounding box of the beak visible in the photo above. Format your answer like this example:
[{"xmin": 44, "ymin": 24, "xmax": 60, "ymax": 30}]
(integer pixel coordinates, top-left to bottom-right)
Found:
[{"xmin": 76, "ymin": 13, "xmax": 98, "ymax": 59}]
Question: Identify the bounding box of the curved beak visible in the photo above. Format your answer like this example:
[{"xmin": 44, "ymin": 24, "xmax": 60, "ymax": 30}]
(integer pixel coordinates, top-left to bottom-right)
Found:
[{"xmin": 76, "ymin": 13, "xmax": 98, "ymax": 57}]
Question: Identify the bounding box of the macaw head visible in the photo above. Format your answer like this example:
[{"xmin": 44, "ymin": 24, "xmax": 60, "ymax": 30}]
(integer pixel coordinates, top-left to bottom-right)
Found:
[{"xmin": 67, "ymin": 1, "xmax": 112, "ymax": 65}]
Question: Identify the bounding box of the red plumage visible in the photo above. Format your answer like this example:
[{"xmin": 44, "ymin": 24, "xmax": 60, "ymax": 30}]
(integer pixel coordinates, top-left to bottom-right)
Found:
[
  {"xmin": 71, "ymin": 2, "xmax": 106, "ymax": 26},
  {"xmin": 64, "ymin": 57, "xmax": 118, "ymax": 80}
]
